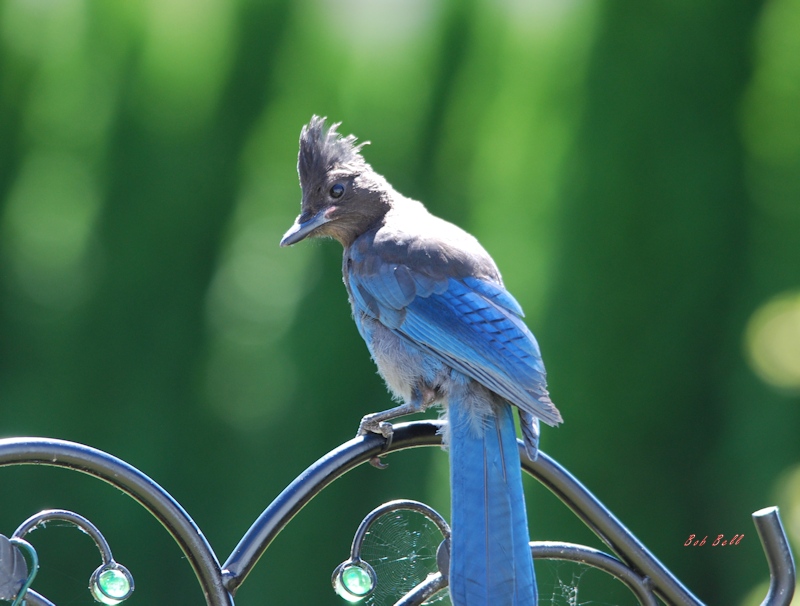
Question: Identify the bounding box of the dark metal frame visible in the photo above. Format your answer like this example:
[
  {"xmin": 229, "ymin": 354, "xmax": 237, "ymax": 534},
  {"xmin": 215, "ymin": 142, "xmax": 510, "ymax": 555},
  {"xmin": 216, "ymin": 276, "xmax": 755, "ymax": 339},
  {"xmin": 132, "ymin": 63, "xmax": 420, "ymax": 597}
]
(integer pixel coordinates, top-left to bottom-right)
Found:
[{"xmin": 0, "ymin": 420, "xmax": 795, "ymax": 605}]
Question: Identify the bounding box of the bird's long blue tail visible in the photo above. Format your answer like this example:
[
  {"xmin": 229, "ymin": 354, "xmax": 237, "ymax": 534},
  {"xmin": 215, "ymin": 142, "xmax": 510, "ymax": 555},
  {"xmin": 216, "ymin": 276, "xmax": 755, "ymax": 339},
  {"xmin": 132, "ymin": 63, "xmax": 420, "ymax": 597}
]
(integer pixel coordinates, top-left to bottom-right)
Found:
[{"xmin": 448, "ymin": 396, "xmax": 536, "ymax": 606}]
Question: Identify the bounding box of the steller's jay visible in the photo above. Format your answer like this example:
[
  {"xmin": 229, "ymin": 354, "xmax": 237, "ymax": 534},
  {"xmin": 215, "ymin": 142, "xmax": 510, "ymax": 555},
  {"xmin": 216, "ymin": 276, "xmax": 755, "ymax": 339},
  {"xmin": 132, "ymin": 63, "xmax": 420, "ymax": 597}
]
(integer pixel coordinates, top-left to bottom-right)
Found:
[{"xmin": 281, "ymin": 116, "xmax": 562, "ymax": 606}]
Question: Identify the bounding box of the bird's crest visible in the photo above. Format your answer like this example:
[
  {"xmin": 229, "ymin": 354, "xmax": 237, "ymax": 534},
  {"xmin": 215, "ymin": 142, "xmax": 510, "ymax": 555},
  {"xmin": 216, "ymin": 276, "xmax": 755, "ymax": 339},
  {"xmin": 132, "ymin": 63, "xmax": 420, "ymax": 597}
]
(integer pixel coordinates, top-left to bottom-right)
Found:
[{"xmin": 298, "ymin": 116, "xmax": 369, "ymax": 186}]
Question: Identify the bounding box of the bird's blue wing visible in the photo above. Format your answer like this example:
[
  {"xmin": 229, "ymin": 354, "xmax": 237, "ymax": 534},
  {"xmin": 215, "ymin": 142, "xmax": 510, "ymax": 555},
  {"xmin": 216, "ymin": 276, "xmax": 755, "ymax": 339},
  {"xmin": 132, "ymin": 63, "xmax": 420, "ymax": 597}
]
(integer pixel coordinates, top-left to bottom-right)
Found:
[{"xmin": 348, "ymin": 262, "xmax": 562, "ymax": 426}]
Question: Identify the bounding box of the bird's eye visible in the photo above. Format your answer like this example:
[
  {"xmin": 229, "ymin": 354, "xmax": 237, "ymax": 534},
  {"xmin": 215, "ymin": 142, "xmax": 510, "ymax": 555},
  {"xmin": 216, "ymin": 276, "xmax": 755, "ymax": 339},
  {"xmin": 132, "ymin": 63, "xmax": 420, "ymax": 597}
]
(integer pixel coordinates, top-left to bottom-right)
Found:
[{"xmin": 330, "ymin": 183, "xmax": 345, "ymax": 199}]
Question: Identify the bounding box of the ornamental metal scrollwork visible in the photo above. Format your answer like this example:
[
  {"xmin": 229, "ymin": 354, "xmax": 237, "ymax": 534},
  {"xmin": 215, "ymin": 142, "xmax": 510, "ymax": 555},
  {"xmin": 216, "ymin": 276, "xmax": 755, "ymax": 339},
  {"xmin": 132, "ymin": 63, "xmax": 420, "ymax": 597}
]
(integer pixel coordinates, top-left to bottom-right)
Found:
[{"xmin": 0, "ymin": 421, "xmax": 795, "ymax": 605}]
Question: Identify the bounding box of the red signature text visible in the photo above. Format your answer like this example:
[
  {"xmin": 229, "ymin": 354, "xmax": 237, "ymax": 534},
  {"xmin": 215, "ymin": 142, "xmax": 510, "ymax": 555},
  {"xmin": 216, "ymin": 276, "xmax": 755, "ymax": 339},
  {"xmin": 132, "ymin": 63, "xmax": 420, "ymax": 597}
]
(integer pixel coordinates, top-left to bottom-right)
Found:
[{"xmin": 684, "ymin": 534, "xmax": 744, "ymax": 547}]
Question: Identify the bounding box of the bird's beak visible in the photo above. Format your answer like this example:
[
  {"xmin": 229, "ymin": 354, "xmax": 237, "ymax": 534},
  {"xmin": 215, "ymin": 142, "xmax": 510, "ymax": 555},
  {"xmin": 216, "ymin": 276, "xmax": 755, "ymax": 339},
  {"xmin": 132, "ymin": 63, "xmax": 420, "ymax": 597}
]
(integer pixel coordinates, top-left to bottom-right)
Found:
[{"xmin": 280, "ymin": 207, "xmax": 332, "ymax": 246}]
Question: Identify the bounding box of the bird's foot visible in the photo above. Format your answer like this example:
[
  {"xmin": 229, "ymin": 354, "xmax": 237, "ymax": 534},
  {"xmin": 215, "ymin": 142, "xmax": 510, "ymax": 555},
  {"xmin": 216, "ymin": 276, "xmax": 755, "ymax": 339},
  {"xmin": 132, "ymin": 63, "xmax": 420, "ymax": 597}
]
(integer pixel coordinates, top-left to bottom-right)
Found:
[
  {"xmin": 357, "ymin": 417, "xmax": 394, "ymax": 439},
  {"xmin": 358, "ymin": 416, "xmax": 395, "ymax": 469},
  {"xmin": 357, "ymin": 391, "xmax": 436, "ymax": 469}
]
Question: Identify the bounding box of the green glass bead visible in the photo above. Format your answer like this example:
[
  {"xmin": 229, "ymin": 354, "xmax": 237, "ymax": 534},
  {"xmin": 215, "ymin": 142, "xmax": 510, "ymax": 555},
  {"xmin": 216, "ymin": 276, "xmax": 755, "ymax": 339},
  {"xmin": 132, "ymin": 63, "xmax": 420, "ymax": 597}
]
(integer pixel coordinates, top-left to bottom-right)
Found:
[
  {"xmin": 334, "ymin": 563, "xmax": 374, "ymax": 602},
  {"xmin": 342, "ymin": 565, "xmax": 372, "ymax": 595},
  {"xmin": 91, "ymin": 567, "xmax": 133, "ymax": 605}
]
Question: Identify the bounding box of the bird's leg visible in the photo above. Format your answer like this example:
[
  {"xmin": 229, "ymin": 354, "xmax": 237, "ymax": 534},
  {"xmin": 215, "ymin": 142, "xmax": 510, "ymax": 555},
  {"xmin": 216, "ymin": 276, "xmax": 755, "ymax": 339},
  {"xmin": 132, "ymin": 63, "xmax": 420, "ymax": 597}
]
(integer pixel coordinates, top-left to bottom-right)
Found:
[
  {"xmin": 359, "ymin": 386, "xmax": 435, "ymax": 468},
  {"xmin": 358, "ymin": 386, "xmax": 435, "ymax": 437}
]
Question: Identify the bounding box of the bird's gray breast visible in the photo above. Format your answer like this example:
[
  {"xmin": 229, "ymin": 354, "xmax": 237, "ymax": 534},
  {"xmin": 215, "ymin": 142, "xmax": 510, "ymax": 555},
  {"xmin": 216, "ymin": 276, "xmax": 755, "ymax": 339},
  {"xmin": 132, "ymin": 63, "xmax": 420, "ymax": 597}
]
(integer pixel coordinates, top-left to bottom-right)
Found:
[{"xmin": 356, "ymin": 312, "xmax": 444, "ymax": 402}]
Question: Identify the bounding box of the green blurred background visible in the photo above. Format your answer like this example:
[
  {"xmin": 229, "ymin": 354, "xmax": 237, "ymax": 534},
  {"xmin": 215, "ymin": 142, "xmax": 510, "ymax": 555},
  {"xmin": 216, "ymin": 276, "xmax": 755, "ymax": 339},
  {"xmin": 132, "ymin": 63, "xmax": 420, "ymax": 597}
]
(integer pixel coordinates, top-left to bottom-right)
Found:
[{"xmin": 1, "ymin": 0, "xmax": 799, "ymax": 604}]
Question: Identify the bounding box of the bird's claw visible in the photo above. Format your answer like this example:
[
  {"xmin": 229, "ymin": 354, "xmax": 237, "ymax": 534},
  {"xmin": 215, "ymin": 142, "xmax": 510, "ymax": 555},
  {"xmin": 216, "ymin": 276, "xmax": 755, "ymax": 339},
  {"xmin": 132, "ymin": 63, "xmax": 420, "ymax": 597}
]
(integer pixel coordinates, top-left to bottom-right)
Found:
[{"xmin": 369, "ymin": 455, "xmax": 389, "ymax": 469}]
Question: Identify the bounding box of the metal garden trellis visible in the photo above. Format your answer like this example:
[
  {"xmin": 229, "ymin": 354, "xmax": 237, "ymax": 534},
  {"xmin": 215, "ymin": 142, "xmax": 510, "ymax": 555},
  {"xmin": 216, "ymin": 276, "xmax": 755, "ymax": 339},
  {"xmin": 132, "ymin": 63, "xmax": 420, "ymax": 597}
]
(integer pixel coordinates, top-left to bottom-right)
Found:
[{"xmin": 0, "ymin": 420, "xmax": 795, "ymax": 606}]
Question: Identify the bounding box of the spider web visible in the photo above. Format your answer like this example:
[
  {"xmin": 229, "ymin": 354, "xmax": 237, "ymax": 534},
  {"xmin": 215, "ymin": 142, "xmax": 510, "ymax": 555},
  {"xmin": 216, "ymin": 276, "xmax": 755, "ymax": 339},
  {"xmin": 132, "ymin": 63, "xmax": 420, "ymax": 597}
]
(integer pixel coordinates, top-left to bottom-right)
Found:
[
  {"xmin": 539, "ymin": 559, "xmax": 644, "ymax": 606},
  {"xmin": 357, "ymin": 509, "xmax": 450, "ymax": 606},
  {"xmin": 350, "ymin": 511, "xmax": 642, "ymax": 606}
]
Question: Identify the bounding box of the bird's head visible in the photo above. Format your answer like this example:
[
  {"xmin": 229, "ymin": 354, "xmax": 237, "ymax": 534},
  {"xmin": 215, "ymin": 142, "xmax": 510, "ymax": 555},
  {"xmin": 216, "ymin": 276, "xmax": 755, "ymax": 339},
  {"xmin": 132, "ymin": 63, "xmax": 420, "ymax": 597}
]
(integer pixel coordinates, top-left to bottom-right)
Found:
[{"xmin": 280, "ymin": 116, "xmax": 391, "ymax": 248}]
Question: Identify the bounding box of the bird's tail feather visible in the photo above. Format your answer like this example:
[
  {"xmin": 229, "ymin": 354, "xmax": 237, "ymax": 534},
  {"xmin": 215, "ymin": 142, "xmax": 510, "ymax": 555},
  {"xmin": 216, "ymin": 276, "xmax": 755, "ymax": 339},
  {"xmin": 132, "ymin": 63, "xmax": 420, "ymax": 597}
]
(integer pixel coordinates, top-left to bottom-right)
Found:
[{"xmin": 448, "ymin": 396, "xmax": 537, "ymax": 606}]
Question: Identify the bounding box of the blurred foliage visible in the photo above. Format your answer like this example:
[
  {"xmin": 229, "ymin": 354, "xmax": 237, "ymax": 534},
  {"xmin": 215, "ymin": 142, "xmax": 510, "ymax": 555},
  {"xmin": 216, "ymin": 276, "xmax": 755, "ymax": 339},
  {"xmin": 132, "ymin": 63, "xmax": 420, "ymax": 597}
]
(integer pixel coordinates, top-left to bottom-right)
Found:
[{"xmin": 0, "ymin": 0, "xmax": 799, "ymax": 604}]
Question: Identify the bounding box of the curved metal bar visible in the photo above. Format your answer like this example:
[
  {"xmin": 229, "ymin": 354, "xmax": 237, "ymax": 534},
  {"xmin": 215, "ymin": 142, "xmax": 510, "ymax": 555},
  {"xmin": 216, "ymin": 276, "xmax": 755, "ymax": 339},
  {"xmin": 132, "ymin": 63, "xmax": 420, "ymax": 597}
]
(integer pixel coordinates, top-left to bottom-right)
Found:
[
  {"xmin": 390, "ymin": 539, "xmax": 662, "ymax": 606},
  {"xmin": 753, "ymin": 507, "xmax": 796, "ymax": 606},
  {"xmin": 221, "ymin": 422, "xmax": 434, "ymax": 593},
  {"xmin": 13, "ymin": 509, "xmax": 114, "ymax": 564},
  {"xmin": 519, "ymin": 442, "xmax": 703, "ymax": 605},
  {"xmin": 1, "ymin": 423, "xmax": 791, "ymax": 606},
  {"xmin": 531, "ymin": 541, "xmax": 658, "ymax": 606},
  {"xmin": 0, "ymin": 437, "xmax": 233, "ymax": 606},
  {"xmin": 392, "ymin": 572, "xmax": 447, "ymax": 606},
  {"xmin": 222, "ymin": 420, "xmax": 703, "ymax": 602},
  {"xmin": 348, "ymin": 499, "xmax": 450, "ymax": 560},
  {"xmin": 18, "ymin": 589, "xmax": 54, "ymax": 606}
]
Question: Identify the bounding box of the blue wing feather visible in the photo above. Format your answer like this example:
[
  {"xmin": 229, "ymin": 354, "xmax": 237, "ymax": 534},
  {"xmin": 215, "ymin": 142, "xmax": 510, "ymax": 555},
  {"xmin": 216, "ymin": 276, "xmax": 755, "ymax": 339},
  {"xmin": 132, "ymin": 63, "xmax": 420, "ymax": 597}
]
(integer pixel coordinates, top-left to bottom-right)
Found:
[
  {"xmin": 463, "ymin": 275, "xmax": 526, "ymax": 318},
  {"xmin": 348, "ymin": 261, "xmax": 562, "ymax": 426}
]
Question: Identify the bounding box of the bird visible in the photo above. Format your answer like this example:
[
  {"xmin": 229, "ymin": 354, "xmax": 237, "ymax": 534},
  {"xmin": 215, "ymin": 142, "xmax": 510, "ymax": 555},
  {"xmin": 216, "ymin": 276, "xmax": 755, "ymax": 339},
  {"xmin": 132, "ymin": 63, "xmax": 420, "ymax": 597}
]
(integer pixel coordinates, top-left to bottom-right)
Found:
[{"xmin": 281, "ymin": 116, "xmax": 562, "ymax": 606}]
